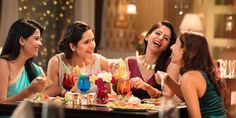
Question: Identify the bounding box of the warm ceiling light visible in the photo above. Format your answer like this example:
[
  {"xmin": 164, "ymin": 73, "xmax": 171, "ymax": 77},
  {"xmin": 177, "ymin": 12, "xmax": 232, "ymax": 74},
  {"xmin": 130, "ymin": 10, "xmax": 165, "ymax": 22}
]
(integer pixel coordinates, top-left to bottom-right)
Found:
[
  {"xmin": 179, "ymin": 13, "xmax": 203, "ymax": 32},
  {"xmin": 127, "ymin": 3, "xmax": 137, "ymax": 14},
  {"xmin": 174, "ymin": 0, "xmax": 189, "ymax": 15}
]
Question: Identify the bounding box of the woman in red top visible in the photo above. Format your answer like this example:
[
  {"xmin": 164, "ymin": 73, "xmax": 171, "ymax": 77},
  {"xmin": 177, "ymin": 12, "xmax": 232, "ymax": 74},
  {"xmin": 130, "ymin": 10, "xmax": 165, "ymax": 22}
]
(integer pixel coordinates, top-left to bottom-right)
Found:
[{"xmin": 125, "ymin": 21, "xmax": 179, "ymax": 99}]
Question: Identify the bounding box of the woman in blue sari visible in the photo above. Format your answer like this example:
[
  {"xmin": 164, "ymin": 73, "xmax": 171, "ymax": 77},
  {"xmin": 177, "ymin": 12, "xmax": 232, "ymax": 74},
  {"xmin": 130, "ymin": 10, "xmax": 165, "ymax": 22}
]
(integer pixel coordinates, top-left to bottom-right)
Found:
[{"xmin": 0, "ymin": 19, "xmax": 47, "ymax": 104}]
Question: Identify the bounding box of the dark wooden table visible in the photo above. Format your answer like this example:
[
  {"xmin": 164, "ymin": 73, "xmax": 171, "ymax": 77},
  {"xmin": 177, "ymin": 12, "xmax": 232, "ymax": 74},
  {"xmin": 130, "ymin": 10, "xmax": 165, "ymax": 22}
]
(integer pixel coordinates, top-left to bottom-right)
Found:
[{"xmin": 0, "ymin": 102, "xmax": 188, "ymax": 118}]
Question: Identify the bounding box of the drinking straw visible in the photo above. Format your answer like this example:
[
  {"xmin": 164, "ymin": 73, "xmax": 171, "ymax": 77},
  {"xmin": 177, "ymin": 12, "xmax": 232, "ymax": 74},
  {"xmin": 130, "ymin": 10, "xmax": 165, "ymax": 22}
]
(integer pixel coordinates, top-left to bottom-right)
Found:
[
  {"xmin": 82, "ymin": 62, "xmax": 87, "ymax": 74},
  {"xmin": 135, "ymin": 51, "xmax": 139, "ymax": 59},
  {"xmin": 61, "ymin": 61, "xmax": 69, "ymax": 71}
]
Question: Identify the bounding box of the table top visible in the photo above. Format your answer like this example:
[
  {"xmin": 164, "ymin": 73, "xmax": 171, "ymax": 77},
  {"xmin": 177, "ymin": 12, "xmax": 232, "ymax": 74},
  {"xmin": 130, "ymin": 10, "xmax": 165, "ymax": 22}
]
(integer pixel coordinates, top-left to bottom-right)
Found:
[{"xmin": 0, "ymin": 102, "xmax": 188, "ymax": 118}]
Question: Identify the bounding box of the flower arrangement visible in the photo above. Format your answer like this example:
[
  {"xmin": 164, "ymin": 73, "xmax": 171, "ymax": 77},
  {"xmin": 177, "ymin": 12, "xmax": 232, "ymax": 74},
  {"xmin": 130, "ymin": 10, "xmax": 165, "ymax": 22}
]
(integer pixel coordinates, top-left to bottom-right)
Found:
[
  {"xmin": 88, "ymin": 71, "xmax": 116, "ymax": 104},
  {"xmin": 89, "ymin": 71, "xmax": 116, "ymax": 86}
]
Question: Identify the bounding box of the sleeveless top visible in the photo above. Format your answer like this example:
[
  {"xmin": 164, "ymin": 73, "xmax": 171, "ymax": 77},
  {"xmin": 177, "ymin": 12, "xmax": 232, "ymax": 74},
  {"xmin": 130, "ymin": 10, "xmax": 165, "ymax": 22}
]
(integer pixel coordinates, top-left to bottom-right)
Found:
[
  {"xmin": 57, "ymin": 53, "xmax": 103, "ymax": 93},
  {"xmin": 199, "ymin": 71, "xmax": 226, "ymax": 118},
  {"xmin": 7, "ymin": 62, "xmax": 42, "ymax": 97},
  {"xmin": 127, "ymin": 56, "xmax": 162, "ymax": 99}
]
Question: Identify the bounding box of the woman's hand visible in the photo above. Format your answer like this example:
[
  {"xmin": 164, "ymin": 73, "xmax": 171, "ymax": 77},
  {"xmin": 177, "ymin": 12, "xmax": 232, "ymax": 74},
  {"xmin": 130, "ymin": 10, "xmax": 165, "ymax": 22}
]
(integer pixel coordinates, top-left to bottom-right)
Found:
[
  {"xmin": 109, "ymin": 61, "xmax": 120, "ymax": 75},
  {"xmin": 130, "ymin": 77, "xmax": 148, "ymax": 90},
  {"xmin": 28, "ymin": 76, "xmax": 48, "ymax": 93},
  {"xmin": 37, "ymin": 69, "xmax": 52, "ymax": 87},
  {"xmin": 155, "ymin": 71, "xmax": 168, "ymax": 84},
  {"xmin": 131, "ymin": 77, "xmax": 162, "ymax": 98},
  {"xmin": 155, "ymin": 71, "xmax": 169, "ymax": 91}
]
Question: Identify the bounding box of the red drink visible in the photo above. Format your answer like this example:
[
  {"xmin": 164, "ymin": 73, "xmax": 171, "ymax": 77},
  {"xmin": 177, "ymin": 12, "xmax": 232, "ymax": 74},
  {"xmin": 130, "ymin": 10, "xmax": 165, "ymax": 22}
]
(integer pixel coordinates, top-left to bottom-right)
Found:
[{"xmin": 62, "ymin": 72, "xmax": 75, "ymax": 91}]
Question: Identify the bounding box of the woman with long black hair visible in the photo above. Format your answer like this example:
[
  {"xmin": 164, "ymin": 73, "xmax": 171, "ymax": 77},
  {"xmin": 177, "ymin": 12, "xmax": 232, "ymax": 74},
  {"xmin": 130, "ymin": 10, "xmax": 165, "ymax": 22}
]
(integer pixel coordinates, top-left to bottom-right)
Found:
[{"xmin": 0, "ymin": 19, "xmax": 47, "ymax": 103}]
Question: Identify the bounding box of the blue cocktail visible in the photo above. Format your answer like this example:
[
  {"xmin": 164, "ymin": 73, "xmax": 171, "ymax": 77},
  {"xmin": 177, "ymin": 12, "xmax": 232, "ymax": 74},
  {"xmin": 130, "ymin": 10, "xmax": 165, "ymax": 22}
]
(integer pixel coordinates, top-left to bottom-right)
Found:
[{"xmin": 77, "ymin": 74, "xmax": 91, "ymax": 94}]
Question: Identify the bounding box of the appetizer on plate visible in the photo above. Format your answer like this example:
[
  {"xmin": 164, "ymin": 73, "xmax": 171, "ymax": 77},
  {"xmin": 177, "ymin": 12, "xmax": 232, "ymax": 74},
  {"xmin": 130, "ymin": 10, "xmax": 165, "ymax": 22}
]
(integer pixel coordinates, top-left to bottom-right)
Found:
[
  {"xmin": 52, "ymin": 96, "xmax": 64, "ymax": 104},
  {"xmin": 107, "ymin": 95, "xmax": 156, "ymax": 111},
  {"xmin": 108, "ymin": 94, "xmax": 121, "ymax": 101},
  {"xmin": 24, "ymin": 92, "xmax": 50, "ymax": 103},
  {"xmin": 32, "ymin": 92, "xmax": 49, "ymax": 102},
  {"xmin": 107, "ymin": 96, "xmax": 156, "ymax": 111},
  {"xmin": 142, "ymin": 98, "xmax": 160, "ymax": 105}
]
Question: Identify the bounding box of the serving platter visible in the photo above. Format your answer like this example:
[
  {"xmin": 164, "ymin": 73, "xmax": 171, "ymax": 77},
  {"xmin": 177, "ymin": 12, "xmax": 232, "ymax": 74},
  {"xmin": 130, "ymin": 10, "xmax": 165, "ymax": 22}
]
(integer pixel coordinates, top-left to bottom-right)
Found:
[{"xmin": 107, "ymin": 101, "xmax": 156, "ymax": 112}]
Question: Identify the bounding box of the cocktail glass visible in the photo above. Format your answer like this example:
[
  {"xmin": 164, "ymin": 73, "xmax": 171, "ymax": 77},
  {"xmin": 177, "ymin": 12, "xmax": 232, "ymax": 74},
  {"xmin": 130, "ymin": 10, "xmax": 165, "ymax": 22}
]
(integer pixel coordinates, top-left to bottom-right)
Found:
[
  {"xmin": 77, "ymin": 74, "xmax": 91, "ymax": 94},
  {"xmin": 62, "ymin": 71, "xmax": 75, "ymax": 91}
]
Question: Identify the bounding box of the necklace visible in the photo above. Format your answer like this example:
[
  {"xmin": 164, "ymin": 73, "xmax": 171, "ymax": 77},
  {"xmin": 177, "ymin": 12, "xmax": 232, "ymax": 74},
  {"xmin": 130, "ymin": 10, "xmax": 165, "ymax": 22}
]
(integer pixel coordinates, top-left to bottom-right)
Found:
[{"xmin": 140, "ymin": 56, "xmax": 156, "ymax": 70}]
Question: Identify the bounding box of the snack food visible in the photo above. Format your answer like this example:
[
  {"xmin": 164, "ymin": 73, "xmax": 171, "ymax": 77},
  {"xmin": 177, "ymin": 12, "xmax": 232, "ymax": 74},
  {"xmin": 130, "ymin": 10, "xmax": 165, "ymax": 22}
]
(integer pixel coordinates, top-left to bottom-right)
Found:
[
  {"xmin": 25, "ymin": 92, "xmax": 50, "ymax": 103},
  {"xmin": 107, "ymin": 96, "xmax": 156, "ymax": 110},
  {"xmin": 142, "ymin": 98, "xmax": 160, "ymax": 105},
  {"xmin": 107, "ymin": 95, "xmax": 142, "ymax": 109},
  {"xmin": 64, "ymin": 92, "xmax": 73, "ymax": 104},
  {"xmin": 53, "ymin": 96, "xmax": 64, "ymax": 104}
]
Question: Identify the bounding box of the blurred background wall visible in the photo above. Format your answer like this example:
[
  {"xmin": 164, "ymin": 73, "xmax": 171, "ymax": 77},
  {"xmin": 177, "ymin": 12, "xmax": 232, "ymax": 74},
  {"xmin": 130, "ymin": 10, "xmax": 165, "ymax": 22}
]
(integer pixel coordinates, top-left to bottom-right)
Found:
[{"xmin": 0, "ymin": 0, "xmax": 236, "ymax": 68}]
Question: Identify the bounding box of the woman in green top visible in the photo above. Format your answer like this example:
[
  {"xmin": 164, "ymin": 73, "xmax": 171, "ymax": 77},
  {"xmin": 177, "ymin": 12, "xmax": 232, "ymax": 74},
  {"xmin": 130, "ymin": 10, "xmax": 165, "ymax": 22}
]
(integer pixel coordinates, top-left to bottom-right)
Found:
[
  {"xmin": 0, "ymin": 19, "xmax": 48, "ymax": 103},
  {"xmin": 157, "ymin": 31, "xmax": 227, "ymax": 118}
]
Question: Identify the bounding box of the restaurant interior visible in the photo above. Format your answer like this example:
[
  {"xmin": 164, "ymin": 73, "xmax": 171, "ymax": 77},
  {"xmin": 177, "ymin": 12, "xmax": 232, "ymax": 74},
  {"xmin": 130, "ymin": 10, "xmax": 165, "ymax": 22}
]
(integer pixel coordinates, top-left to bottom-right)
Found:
[
  {"xmin": 0, "ymin": 0, "xmax": 236, "ymax": 61},
  {"xmin": 1, "ymin": 0, "xmax": 236, "ymax": 66},
  {"xmin": 0, "ymin": 0, "xmax": 236, "ymax": 117}
]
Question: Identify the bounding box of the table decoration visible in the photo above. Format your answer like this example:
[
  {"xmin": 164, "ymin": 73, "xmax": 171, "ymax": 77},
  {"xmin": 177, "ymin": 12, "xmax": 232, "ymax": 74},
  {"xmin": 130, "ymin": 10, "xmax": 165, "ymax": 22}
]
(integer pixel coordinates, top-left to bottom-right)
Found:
[
  {"xmin": 111, "ymin": 58, "xmax": 131, "ymax": 96},
  {"xmin": 89, "ymin": 71, "xmax": 116, "ymax": 104}
]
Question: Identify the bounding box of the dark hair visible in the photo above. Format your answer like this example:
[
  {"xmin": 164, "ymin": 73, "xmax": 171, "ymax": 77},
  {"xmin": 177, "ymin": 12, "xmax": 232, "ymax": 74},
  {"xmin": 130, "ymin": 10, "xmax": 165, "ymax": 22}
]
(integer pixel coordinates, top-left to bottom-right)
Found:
[
  {"xmin": 143, "ymin": 21, "xmax": 176, "ymax": 72},
  {"xmin": 0, "ymin": 19, "xmax": 44, "ymax": 82},
  {"xmin": 59, "ymin": 21, "xmax": 92, "ymax": 59},
  {"xmin": 179, "ymin": 32, "xmax": 227, "ymax": 97}
]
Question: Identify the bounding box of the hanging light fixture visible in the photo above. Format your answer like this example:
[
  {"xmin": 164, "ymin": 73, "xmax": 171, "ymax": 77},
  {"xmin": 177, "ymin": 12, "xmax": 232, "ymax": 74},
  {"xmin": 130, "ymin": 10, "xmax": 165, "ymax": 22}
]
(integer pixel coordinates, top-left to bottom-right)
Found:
[
  {"xmin": 225, "ymin": 15, "xmax": 233, "ymax": 31},
  {"xmin": 127, "ymin": 0, "xmax": 137, "ymax": 14},
  {"xmin": 174, "ymin": 0, "xmax": 189, "ymax": 15}
]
